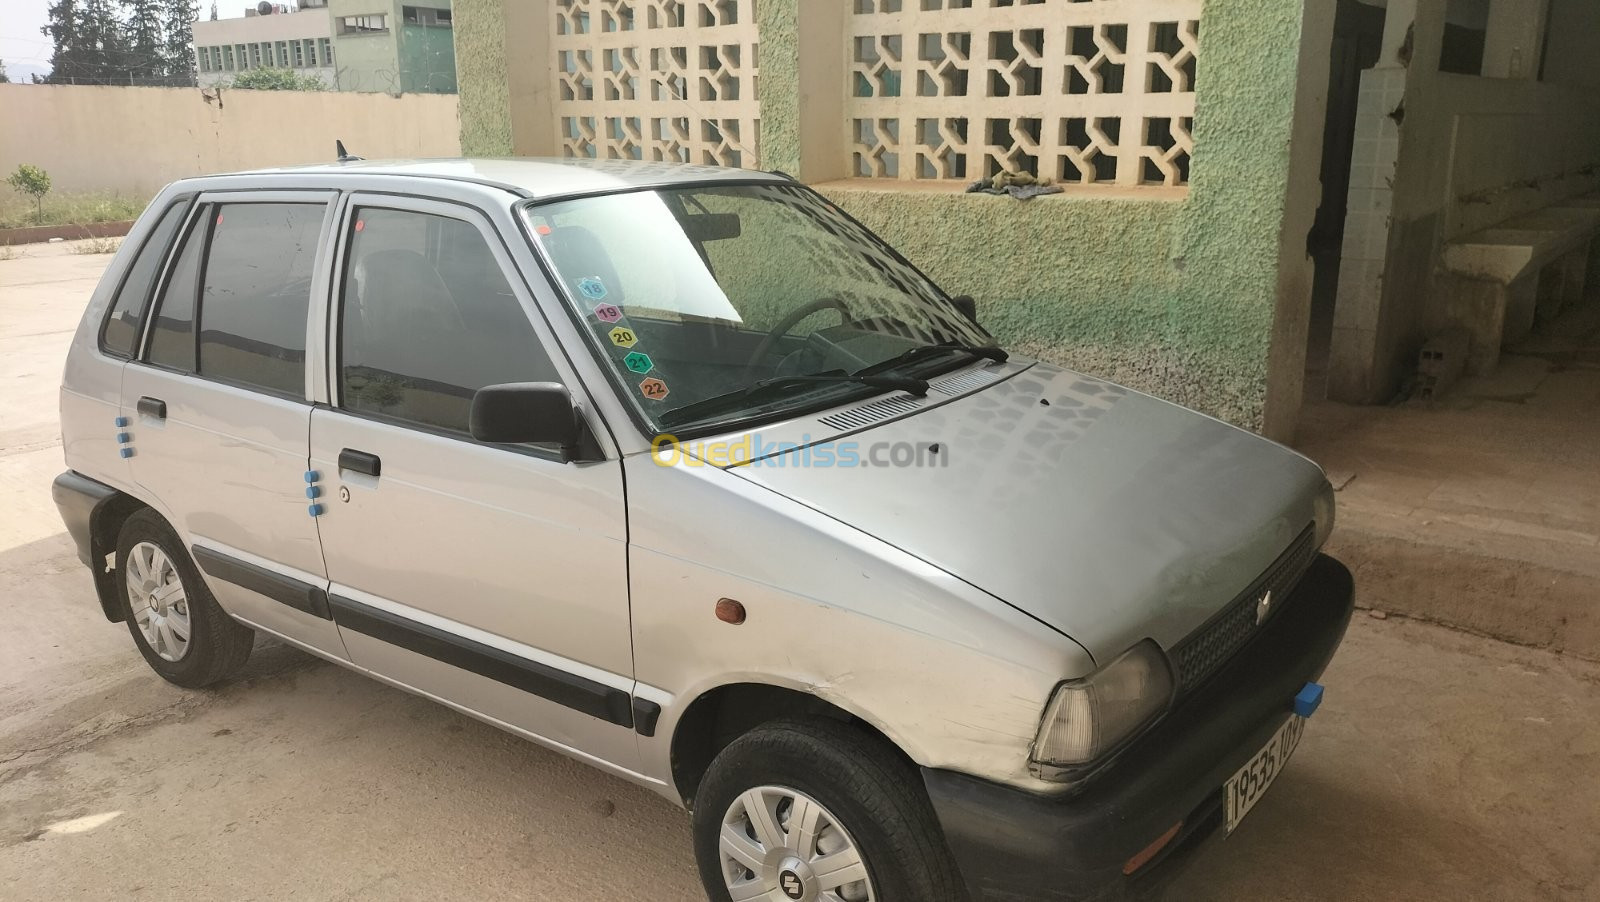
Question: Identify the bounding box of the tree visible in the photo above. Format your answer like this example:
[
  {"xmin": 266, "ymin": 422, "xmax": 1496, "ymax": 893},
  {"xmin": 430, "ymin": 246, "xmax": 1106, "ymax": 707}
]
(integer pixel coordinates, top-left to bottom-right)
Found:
[
  {"xmin": 229, "ymin": 68, "xmax": 328, "ymax": 91},
  {"xmin": 161, "ymin": 0, "xmax": 198, "ymax": 81},
  {"xmin": 0, "ymin": 59, "xmax": 10, "ymax": 83},
  {"xmin": 7, "ymin": 164, "xmax": 53, "ymax": 224},
  {"xmin": 43, "ymin": 0, "xmax": 128, "ymax": 85},
  {"xmin": 120, "ymin": 0, "xmax": 165, "ymax": 84}
]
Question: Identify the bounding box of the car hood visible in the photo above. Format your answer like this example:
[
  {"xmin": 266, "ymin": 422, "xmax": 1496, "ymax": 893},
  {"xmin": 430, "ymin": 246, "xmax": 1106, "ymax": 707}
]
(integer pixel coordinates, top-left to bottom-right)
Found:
[{"xmin": 720, "ymin": 362, "xmax": 1331, "ymax": 664}]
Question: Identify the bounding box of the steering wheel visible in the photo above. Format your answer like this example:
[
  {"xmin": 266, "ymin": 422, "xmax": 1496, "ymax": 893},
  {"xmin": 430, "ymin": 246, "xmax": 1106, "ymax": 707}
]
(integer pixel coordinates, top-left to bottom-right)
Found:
[{"xmin": 744, "ymin": 297, "xmax": 853, "ymax": 380}]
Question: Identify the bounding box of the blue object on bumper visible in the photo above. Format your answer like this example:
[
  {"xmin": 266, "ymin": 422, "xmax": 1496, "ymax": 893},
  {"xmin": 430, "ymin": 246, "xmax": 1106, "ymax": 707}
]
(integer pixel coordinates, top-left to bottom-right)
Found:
[{"xmin": 1294, "ymin": 682, "xmax": 1323, "ymax": 718}]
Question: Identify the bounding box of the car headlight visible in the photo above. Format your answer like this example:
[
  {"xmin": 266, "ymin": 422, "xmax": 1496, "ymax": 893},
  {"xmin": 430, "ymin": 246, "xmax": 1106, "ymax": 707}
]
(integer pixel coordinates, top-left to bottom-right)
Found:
[
  {"xmin": 1030, "ymin": 639, "xmax": 1174, "ymax": 774},
  {"xmin": 1313, "ymin": 481, "xmax": 1337, "ymax": 548}
]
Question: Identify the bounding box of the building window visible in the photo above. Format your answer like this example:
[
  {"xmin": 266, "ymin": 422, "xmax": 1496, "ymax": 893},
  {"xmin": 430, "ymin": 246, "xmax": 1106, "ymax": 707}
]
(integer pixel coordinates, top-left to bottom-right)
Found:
[
  {"xmin": 318, "ymin": 37, "xmax": 334, "ymax": 65},
  {"xmin": 197, "ymin": 48, "xmax": 209, "ymax": 72},
  {"xmin": 846, "ymin": 2, "xmax": 1200, "ymax": 187},
  {"xmin": 250, "ymin": 43, "xmax": 263, "ymax": 68},
  {"xmin": 274, "ymin": 41, "xmax": 289, "ymax": 66},
  {"xmin": 292, "ymin": 40, "xmax": 304, "ymax": 67},
  {"xmin": 222, "ymin": 45, "xmax": 234, "ymax": 70},
  {"xmin": 403, "ymin": 6, "xmax": 453, "ymax": 27},
  {"xmin": 339, "ymin": 14, "xmax": 389, "ymax": 35}
]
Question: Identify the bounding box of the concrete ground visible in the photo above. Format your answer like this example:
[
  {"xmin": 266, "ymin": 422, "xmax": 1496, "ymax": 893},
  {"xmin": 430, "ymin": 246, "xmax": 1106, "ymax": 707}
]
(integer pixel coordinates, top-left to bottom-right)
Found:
[
  {"xmin": 1302, "ymin": 301, "xmax": 1600, "ymax": 660},
  {"xmin": 3, "ymin": 246, "xmax": 1599, "ymax": 900}
]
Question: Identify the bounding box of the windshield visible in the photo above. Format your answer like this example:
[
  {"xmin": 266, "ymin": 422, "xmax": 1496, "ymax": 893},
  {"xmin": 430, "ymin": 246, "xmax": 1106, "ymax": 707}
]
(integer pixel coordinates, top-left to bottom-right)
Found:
[{"xmin": 523, "ymin": 183, "xmax": 997, "ymax": 433}]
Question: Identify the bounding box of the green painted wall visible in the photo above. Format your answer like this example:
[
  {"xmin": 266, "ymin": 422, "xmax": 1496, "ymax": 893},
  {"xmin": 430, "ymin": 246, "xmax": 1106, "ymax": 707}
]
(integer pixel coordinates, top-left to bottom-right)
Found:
[
  {"xmin": 454, "ymin": 0, "xmax": 512, "ymax": 154},
  {"xmin": 454, "ymin": 0, "xmax": 1313, "ymax": 430},
  {"xmin": 399, "ymin": 23, "xmax": 457, "ymax": 94}
]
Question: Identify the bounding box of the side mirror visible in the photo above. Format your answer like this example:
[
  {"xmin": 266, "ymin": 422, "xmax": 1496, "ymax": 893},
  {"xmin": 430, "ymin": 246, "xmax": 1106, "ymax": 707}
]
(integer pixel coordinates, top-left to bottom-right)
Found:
[
  {"xmin": 949, "ymin": 294, "xmax": 979, "ymax": 325},
  {"xmin": 470, "ymin": 382, "xmax": 583, "ymax": 457}
]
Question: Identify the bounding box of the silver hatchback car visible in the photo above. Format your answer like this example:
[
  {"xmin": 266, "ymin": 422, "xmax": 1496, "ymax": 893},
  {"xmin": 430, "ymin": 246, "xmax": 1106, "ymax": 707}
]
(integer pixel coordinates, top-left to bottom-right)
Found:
[{"xmin": 55, "ymin": 158, "xmax": 1353, "ymax": 902}]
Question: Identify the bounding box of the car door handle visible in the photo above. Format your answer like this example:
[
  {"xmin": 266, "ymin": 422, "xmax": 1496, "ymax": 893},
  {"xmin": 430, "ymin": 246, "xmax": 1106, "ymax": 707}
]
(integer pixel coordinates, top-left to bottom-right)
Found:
[
  {"xmin": 137, "ymin": 396, "xmax": 166, "ymax": 420},
  {"xmin": 338, "ymin": 448, "xmax": 381, "ymax": 478}
]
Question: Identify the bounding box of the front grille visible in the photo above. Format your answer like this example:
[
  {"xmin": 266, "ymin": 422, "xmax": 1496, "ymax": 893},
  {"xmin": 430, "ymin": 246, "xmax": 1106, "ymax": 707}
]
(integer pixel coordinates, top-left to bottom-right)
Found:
[{"xmin": 1170, "ymin": 525, "xmax": 1318, "ymax": 695}]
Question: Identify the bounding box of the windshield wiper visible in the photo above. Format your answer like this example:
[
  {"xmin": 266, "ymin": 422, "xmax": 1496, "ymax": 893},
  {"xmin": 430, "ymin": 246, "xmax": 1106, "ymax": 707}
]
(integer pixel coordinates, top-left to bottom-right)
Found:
[
  {"xmin": 853, "ymin": 341, "xmax": 1009, "ymax": 378},
  {"xmin": 659, "ymin": 371, "xmax": 929, "ymax": 428}
]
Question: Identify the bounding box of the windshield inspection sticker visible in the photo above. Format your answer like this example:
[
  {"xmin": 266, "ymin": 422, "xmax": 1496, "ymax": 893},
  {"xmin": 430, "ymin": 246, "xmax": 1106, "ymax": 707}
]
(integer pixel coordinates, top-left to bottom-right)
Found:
[
  {"xmin": 639, "ymin": 377, "xmax": 670, "ymax": 401},
  {"xmin": 577, "ymin": 277, "xmax": 608, "ymax": 302},
  {"xmin": 594, "ymin": 304, "xmax": 623, "ymax": 323},
  {"xmin": 623, "ymin": 351, "xmax": 654, "ymax": 374},
  {"xmin": 609, "ymin": 326, "xmax": 639, "ymax": 348}
]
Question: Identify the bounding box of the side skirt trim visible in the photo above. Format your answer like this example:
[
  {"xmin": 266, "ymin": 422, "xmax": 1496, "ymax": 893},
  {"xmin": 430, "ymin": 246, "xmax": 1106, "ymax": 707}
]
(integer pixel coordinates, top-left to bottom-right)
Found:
[
  {"xmin": 191, "ymin": 545, "xmax": 331, "ymax": 620},
  {"xmin": 326, "ymin": 593, "xmax": 635, "ymax": 729}
]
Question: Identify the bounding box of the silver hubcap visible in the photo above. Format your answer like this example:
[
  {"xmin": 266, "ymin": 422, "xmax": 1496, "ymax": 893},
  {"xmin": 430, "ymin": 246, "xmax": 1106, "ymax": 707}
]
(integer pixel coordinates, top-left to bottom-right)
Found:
[
  {"xmin": 719, "ymin": 786, "xmax": 874, "ymax": 902},
  {"xmin": 126, "ymin": 541, "xmax": 191, "ymax": 662}
]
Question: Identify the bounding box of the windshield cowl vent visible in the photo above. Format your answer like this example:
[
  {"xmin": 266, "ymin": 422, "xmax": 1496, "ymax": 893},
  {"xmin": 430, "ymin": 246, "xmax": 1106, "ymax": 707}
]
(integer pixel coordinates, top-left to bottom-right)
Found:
[
  {"xmin": 930, "ymin": 368, "xmax": 1002, "ymax": 396},
  {"xmin": 817, "ymin": 394, "xmax": 926, "ymax": 431}
]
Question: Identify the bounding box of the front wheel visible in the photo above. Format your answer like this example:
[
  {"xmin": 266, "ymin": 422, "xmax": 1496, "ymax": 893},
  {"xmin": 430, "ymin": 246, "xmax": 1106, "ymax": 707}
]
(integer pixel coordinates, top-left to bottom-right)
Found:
[
  {"xmin": 116, "ymin": 509, "xmax": 254, "ymax": 688},
  {"xmin": 692, "ymin": 717, "xmax": 967, "ymax": 902}
]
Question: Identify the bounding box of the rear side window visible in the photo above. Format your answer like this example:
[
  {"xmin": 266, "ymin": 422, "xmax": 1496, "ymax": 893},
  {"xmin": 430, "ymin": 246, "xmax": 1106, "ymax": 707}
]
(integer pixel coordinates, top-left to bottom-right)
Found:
[
  {"xmin": 146, "ymin": 208, "xmax": 207, "ymax": 372},
  {"xmin": 102, "ymin": 201, "xmax": 190, "ymax": 358},
  {"xmin": 196, "ymin": 203, "xmax": 324, "ymax": 397},
  {"xmin": 338, "ymin": 206, "xmax": 558, "ymax": 435}
]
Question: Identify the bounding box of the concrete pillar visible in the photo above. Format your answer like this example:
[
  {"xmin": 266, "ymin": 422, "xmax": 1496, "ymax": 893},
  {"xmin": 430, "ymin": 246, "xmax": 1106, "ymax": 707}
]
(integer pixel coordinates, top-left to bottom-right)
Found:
[{"xmin": 1262, "ymin": 0, "xmax": 1338, "ymax": 440}]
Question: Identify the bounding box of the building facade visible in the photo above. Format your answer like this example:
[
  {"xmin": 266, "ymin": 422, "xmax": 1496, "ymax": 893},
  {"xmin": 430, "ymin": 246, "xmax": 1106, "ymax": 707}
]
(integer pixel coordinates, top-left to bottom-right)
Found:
[
  {"xmin": 328, "ymin": 0, "xmax": 458, "ymax": 94},
  {"xmin": 192, "ymin": 0, "xmax": 457, "ymax": 94},
  {"xmin": 193, "ymin": 2, "xmax": 337, "ymax": 89},
  {"xmin": 449, "ymin": 0, "xmax": 1600, "ymax": 438}
]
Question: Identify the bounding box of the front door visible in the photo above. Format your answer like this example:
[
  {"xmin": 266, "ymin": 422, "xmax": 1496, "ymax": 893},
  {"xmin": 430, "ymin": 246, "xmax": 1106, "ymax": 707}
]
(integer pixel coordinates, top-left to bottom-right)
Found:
[
  {"xmin": 124, "ymin": 192, "xmax": 347, "ymax": 659},
  {"xmin": 306, "ymin": 196, "xmax": 640, "ymax": 773}
]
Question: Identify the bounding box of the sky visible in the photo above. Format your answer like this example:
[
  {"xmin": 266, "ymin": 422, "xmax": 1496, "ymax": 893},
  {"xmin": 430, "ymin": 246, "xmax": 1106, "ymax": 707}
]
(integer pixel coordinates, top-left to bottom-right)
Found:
[{"xmin": 0, "ymin": 0, "xmax": 252, "ymax": 81}]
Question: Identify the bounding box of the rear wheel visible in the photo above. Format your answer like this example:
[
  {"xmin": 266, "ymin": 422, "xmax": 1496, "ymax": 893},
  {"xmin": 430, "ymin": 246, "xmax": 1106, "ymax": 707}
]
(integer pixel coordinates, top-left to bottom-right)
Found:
[
  {"xmin": 692, "ymin": 717, "xmax": 967, "ymax": 902},
  {"xmin": 116, "ymin": 509, "xmax": 253, "ymax": 688}
]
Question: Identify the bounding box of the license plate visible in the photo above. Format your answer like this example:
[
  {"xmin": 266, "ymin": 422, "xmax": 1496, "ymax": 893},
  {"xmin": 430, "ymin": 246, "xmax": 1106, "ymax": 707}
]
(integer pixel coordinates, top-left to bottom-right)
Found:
[{"xmin": 1224, "ymin": 715, "xmax": 1306, "ymax": 834}]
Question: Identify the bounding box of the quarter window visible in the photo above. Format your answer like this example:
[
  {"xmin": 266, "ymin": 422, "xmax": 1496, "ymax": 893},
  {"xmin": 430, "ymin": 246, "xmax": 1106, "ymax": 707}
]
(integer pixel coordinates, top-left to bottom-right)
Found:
[
  {"xmin": 102, "ymin": 200, "xmax": 190, "ymax": 358},
  {"xmin": 145, "ymin": 209, "xmax": 207, "ymax": 372},
  {"xmin": 338, "ymin": 207, "xmax": 558, "ymax": 436},
  {"xmin": 196, "ymin": 203, "xmax": 324, "ymax": 397}
]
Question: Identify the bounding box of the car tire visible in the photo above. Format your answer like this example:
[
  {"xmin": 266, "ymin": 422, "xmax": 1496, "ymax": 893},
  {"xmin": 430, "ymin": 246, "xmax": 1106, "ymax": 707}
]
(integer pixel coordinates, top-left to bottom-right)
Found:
[
  {"xmin": 115, "ymin": 509, "xmax": 254, "ymax": 688},
  {"xmin": 692, "ymin": 716, "xmax": 968, "ymax": 902}
]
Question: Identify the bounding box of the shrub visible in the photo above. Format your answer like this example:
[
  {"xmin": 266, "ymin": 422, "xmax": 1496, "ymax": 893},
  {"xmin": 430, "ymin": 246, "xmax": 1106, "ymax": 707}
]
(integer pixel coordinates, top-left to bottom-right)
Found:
[
  {"xmin": 229, "ymin": 68, "xmax": 329, "ymax": 91},
  {"xmin": 6, "ymin": 164, "xmax": 51, "ymax": 223}
]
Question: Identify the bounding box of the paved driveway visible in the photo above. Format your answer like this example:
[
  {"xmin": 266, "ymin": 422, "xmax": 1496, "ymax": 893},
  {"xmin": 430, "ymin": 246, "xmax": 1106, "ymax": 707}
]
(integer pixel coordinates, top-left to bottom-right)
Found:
[{"xmin": 2, "ymin": 245, "xmax": 1597, "ymax": 900}]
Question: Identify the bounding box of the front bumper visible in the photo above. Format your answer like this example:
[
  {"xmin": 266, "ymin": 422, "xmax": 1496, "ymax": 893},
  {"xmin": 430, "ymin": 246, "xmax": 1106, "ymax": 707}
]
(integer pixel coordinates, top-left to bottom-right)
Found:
[{"xmin": 924, "ymin": 553, "xmax": 1355, "ymax": 902}]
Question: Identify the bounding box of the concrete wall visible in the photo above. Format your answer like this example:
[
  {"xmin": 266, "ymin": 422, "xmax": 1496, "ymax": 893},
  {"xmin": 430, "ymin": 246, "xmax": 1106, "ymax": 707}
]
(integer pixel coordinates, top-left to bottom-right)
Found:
[
  {"xmin": 0, "ymin": 84, "xmax": 460, "ymax": 198},
  {"xmin": 452, "ymin": 0, "xmax": 1336, "ymax": 436}
]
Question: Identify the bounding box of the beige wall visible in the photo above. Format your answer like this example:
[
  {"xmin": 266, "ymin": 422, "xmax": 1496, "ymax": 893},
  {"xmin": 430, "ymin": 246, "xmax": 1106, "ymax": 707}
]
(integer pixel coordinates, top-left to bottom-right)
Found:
[{"xmin": 0, "ymin": 84, "xmax": 461, "ymax": 199}]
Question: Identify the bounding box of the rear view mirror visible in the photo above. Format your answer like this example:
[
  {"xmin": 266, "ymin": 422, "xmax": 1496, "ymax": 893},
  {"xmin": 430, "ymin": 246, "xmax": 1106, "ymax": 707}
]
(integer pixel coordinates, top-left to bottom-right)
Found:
[
  {"xmin": 949, "ymin": 295, "xmax": 979, "ymax": 325},
  {"xmin": 470, "ymin": 382, "xmax": 583, "ymax": 458},
  {"xmin": 682, "ymin": 213, "xmax": 742, "ymax": 242}
]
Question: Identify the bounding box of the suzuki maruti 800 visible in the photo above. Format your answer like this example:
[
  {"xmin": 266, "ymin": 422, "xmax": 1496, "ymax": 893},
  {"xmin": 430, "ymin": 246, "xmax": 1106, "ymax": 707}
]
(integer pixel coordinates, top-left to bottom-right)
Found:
[{"xmin": 55, "ymin": 159, "xmax": 1353, "ymax": 901}]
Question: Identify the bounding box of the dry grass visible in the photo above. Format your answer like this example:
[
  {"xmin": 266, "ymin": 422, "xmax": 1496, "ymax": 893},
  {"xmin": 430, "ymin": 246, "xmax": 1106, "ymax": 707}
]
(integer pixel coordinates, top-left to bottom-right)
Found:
[
  {"xmin": 0, "ymin": 192, "xmax": 146, "ymax": 230},
  {"xmin": 70, "ymin": 237, "xmax": 123, "ymax": 255},
  {"xmin": 0, "ymin": 245, "xmax": 22, "ymax": 261}
]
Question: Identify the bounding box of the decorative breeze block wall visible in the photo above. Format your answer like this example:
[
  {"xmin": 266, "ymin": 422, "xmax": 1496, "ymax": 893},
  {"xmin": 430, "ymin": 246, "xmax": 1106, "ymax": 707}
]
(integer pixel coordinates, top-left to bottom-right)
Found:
[
  {"xmin": 552, "ymin": 0, "xmax": 761, "ymax": 167},
  {"xmin": 848, "ymin": 0, "xmax": 1200, "ymax": 186}
]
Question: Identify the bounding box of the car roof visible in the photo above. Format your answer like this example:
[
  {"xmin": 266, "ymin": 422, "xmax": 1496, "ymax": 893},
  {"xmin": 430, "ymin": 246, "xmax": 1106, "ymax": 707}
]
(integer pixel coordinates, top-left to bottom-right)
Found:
[{"xmin": 216, "ymin": 157, "xmax": 789, "ymax": 200}]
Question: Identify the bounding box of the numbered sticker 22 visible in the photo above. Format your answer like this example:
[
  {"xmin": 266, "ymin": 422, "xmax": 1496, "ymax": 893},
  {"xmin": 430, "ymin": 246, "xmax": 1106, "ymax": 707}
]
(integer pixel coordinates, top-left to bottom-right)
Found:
[{"xmin": 639, "ymin": 377, "xmax": 669, "ymax": 401}]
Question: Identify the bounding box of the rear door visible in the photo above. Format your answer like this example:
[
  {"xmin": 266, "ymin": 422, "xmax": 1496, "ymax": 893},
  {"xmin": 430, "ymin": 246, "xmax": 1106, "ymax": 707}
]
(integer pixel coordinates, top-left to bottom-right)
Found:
[
  {"xmin": 123, "ymin": 191, "xmax": 347, "ymax": 659},
  {"xmin": 306, "ymin": 195, "xmax": 639, "ymax": 772}
]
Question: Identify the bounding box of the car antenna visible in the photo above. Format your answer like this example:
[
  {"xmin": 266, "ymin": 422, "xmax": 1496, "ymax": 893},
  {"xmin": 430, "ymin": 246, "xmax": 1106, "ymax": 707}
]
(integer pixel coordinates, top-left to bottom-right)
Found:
[{"xmin": 336, "ymin": 140, "xmax": 363, "ymax": 163}]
